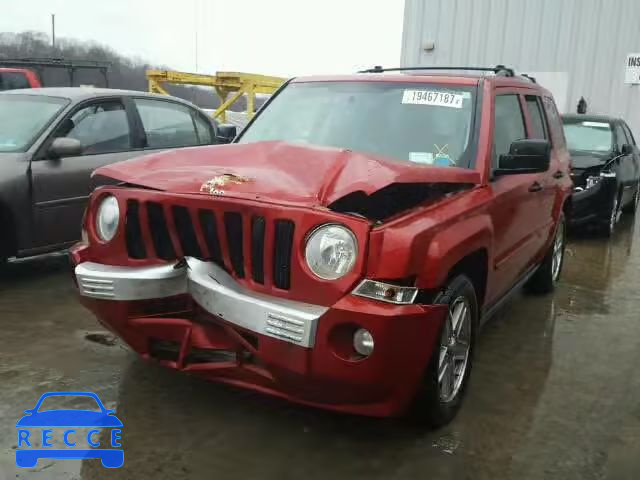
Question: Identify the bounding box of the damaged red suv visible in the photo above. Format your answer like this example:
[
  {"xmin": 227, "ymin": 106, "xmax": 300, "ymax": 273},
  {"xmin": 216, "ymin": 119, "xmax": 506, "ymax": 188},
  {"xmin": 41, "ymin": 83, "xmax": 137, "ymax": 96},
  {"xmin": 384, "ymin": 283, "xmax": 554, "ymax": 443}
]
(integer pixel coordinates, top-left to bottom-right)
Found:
[{"xmin": 71, "ymin": 66, "xmax": 572, "ymax": 426}]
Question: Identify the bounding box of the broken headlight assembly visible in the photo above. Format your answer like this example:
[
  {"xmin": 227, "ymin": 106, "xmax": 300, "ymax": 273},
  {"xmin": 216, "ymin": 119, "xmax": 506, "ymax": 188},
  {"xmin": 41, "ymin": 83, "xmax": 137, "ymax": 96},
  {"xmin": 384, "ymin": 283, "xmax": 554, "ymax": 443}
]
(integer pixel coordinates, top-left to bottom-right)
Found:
[
  {"xmin": 305, "ymin": 224, "xmax": 357, "ymax": 280},
  {"xmin": 352, "ymin": 279, "xmax": 418, "ymax": 304},
  {"xmin": 585, "ymin": 175, "xmax": 603, "ymax": 189}
]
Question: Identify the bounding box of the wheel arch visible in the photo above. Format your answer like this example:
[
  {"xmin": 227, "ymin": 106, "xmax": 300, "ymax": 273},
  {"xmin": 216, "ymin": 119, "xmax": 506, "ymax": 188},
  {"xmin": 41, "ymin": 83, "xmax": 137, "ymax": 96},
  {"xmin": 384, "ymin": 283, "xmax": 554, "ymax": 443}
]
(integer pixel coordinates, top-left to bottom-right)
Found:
[
  {"xmin": 418, "ymin": 215, "xmax": 493, "ymax": 308},
  {"xmin": 0, "ymin": 200, "xmax": 18, "ymax": 259}
]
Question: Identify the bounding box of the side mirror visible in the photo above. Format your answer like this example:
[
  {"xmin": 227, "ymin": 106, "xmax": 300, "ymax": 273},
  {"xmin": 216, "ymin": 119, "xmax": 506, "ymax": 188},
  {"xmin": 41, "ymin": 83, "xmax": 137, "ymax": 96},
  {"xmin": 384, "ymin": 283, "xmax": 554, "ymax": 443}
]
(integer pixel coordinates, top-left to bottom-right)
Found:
[
  {"xmin": 49, "ymin": 137, "xmax": 82, "ymax": 158},
  {"xmin": 216, "ymin": 124, "xmax": 237, "ymax": 144},
  {"xmin": 621, "ymin": 143, "xmax": 634, "ymax": 156},
  {"xmin": 495, "ymin": 139, "xmax": 551, "ymax": 176}
]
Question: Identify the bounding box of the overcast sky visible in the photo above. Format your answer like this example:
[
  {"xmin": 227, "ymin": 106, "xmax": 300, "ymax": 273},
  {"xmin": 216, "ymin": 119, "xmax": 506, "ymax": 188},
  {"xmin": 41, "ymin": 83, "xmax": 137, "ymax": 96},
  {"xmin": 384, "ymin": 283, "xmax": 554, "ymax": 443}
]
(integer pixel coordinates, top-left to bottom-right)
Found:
[{"xmin": 1, "ymin": 0, "xmax": 405, "ymax": 77}]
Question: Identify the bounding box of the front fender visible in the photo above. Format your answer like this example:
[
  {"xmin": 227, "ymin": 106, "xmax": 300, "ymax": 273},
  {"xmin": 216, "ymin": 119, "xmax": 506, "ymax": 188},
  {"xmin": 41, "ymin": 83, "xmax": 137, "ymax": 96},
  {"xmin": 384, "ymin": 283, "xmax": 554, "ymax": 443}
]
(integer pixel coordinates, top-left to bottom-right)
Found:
[{"xmin": 417, "ymin": 214, "xmax": 493, "ymax": 290}]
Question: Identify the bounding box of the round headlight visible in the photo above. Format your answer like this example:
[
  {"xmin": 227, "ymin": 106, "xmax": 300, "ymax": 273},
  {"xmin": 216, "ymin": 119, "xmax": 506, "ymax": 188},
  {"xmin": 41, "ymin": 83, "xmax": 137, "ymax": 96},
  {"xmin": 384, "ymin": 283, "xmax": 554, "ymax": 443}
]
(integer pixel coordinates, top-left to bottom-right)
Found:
[
  {"xmin": 95, "ymin": 195, "xmax": 120, "ymax": 243},
  {"xmin": 305, "ymin": 224, "xmax": 357, "ymax": 280}
]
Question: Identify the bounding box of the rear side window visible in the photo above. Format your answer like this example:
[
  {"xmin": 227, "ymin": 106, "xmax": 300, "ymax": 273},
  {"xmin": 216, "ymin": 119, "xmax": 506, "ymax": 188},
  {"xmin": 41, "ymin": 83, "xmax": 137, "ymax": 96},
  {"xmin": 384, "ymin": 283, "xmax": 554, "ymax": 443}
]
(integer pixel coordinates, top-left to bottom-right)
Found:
[
  {"xmin": 525, "ymin": 96, "xmax": 548, "ymax": 139},
  {"xmin": 493, "ymin": 95, "xmax": 526, "ymax": 165},
  {"xmin": 134, "ymin": 99, "xmax": 201, "ymax": 149},
  {"xmin": 0, "ymin": 72, "xmax": 31, "ymax": 91},
  {"xmin": 542, "ymin": 97, "xmax": 566, "ymax": 148}
]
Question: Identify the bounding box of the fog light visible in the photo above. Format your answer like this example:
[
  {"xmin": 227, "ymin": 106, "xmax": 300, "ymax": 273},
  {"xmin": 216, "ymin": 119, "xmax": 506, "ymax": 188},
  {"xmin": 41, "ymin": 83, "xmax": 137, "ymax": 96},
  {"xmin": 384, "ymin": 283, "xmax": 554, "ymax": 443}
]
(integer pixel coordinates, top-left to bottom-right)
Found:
[{"xmin": 353, "ymin": 328, "xmax": 374, "ymax": 356}]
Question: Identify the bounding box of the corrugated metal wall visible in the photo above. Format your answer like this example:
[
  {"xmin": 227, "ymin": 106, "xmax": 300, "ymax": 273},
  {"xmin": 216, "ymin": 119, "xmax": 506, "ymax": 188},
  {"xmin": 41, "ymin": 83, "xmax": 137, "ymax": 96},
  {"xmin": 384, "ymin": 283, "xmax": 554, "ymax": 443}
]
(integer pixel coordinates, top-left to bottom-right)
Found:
[{"xmin": 401, "ymin": 0, "xmax": 640, "ymax": 134}]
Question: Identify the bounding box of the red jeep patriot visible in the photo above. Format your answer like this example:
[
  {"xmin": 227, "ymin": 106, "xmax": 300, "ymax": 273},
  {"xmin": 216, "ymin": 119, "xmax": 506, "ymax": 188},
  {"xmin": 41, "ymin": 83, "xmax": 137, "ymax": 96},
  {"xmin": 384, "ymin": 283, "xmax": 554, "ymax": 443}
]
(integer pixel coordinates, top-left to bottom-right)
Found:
[{"xmin": 71, "ymin": 66, "xmax": 572, "ymax": 426}]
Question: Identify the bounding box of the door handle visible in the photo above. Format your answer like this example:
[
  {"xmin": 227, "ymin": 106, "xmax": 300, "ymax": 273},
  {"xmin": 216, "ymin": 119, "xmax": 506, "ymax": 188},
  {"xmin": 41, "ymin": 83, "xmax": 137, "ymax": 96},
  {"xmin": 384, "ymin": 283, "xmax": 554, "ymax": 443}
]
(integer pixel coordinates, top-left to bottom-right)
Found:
[
  {"xmin": 529, "ymin": 182, "xmax": 543, "ymax": 192},
  {"xmin": 552, "ymin": 171, "xmax": 564, "ymax": 179}
]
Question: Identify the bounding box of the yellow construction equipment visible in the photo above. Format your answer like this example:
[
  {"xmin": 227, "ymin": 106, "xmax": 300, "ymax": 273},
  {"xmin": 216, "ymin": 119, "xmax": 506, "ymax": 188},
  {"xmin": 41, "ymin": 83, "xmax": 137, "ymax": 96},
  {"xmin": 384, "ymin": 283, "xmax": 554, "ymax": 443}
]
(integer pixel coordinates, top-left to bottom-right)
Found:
[{"xmin": 146, "ymin": 70, "xmax": 286, "ymax": 122}]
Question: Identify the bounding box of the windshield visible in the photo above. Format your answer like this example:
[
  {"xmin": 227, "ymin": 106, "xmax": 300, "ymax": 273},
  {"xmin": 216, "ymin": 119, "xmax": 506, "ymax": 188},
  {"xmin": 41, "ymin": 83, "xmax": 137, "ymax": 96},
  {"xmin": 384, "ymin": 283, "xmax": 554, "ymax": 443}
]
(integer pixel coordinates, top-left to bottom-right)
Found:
[
  {"xmin": 239, "ymin": 82, "xmax": 477, "ymax": 168},
  {"xmin": 0, "ymin": 95, "xmax": 69, "ymax": 152},
  {"xmin": 563, "ymin": 120, "xmax": 613, "ymax": 153}
]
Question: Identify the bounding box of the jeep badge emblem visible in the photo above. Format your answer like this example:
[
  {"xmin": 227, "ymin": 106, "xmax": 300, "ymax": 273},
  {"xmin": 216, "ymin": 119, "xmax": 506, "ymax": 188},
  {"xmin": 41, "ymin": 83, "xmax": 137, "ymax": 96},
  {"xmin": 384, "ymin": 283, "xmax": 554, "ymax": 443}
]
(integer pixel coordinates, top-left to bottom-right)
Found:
[{"xmin": 200, "ymin": 174, "xmax": 251, "ymax": 195}]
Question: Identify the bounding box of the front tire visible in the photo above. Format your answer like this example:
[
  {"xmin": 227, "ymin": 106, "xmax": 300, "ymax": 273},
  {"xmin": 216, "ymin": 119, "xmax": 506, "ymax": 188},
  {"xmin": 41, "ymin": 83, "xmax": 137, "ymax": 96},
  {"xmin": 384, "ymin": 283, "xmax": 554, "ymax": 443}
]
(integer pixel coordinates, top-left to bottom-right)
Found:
[
  {"xmin": 526, "ymin": 213, "xmax": 566, "ymax": 294},
  {"xmin": 409, "ymin": 274, "xmax": 478, "ymax": 428}
]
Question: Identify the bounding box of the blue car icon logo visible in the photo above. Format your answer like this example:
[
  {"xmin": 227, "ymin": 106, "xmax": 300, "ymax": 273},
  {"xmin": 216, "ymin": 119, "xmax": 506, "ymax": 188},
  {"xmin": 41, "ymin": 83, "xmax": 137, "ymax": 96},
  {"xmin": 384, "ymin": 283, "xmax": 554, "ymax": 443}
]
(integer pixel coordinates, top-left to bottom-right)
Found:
[{"xmin": 15, "ymin": 391, "xmax": 123, "ymax": 468}]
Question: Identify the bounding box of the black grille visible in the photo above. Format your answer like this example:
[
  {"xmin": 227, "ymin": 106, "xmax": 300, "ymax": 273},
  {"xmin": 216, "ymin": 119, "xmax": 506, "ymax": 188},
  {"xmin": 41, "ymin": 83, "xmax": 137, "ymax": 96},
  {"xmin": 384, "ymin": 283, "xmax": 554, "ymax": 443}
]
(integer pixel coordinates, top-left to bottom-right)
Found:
[
  {"xmin": 147, "ymin": 202, "xmax": 176, "ymax": 260},
  {"xmin": 198, "ymin": 210, "xmax": 223, "ymax": 266},
  {"xmin": 124, "ymin": 200, "xmax": 295, "ymax": 289},
  {"xmin": 172, "ymin": 206, "xmax": 202, "ymax": 257},
  {"xmin": 273, "ymin": 219, "xmax": 295, "ymax": 289},
  {"xmin": 251, "ymin": 216, "xmax": 266, "ymax": 284},
  {"xmin": 125, "ymin": 200, "xmax": 146, "ymax": 259},
  {"xmin": 224, "ymin": 212, "xmax": 244, "ymax": 278}
]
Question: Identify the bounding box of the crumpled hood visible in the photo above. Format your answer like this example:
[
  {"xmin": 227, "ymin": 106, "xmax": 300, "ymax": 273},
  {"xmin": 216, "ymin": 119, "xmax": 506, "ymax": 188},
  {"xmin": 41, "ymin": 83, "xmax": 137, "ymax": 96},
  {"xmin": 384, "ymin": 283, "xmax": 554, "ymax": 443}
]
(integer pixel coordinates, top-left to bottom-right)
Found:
[{"xmin": 94, "ymin": 141, "xmax": 480, "ymax": 207}]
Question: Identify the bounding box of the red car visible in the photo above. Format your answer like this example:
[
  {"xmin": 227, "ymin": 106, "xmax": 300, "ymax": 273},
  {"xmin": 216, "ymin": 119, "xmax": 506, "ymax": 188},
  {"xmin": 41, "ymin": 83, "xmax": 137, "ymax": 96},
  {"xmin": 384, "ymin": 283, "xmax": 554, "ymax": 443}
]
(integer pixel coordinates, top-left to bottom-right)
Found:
[{"xmin": 71, "ymin": 66, "xmax": 572, "ymax": 426}]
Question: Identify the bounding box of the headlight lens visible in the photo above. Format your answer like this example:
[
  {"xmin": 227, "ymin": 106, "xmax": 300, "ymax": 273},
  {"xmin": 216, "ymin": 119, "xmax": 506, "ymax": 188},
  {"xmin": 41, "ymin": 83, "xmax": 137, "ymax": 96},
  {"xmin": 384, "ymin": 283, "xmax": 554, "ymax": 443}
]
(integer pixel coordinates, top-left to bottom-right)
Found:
[
  {"xmin": 95, "ymin": 195, "xmax": 120, "ymax": 242},
  {"xmin": 305, "ymin": 224, "xmax": 357, "ymax": 280},
  {"xmin": 586, "ymin": 175, "xmax": 602, "ymax": 189}
]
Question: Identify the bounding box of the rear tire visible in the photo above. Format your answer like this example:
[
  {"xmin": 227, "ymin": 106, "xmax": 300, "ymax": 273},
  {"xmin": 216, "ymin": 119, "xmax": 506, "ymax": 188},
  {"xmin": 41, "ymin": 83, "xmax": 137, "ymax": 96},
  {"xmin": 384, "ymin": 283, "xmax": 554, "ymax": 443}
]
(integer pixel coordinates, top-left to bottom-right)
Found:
[
  {"xmin": 599, "ymin": 192, "xmax": 620, "ymax": 237},
  {"xmin": 622, "ymin": 182, "xmax": 639, "ymax": 214},
  {"xmin": 526, "ymin": 213, "xmax": 566, "ymax": 294},
  {"xmin": 408, "ymin": 274, "xmax": 478, "ymax": 428}
]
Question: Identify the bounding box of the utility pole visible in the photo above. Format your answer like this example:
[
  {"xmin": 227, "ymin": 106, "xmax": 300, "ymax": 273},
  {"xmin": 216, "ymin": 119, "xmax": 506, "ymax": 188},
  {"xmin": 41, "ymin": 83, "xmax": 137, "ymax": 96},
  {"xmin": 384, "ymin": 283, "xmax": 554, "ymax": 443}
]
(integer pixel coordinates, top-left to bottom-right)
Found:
[
  {"xmin": 194, "ymin": 0, "xmax": 199, "ymax": 72},
  {"xmin": 51, "ymin": 14, "xmax": 56, "ymax": 48}
]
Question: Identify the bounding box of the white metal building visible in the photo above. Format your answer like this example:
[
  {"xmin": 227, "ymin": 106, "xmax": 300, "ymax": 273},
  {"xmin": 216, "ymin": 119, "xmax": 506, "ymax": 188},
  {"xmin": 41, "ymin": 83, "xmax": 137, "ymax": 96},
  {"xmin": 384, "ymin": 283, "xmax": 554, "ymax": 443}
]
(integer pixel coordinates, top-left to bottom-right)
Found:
[{"xmin": 401, "ymin": 0, "xmax": 640, "ymax": 134}]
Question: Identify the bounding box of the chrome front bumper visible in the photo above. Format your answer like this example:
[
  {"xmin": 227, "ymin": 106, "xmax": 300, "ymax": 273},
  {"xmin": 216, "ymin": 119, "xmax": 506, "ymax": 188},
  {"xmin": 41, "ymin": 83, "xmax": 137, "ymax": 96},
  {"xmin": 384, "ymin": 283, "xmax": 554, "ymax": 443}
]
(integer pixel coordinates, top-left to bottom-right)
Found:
[{"xmin": 75, "ymin": 258, "xmax": 328, "ymax": 348}]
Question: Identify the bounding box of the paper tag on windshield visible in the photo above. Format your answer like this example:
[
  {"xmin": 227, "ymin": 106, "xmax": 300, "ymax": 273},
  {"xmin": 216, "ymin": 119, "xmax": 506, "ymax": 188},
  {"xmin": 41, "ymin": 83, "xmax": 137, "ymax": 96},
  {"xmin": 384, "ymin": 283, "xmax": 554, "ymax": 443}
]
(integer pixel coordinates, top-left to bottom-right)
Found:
[
  {"xmin": 402, "ymin": 90, "xmax": 464, "ymax": 108},
  {"xmin": 409, "ymin": 152, "xmax": 435, "ymax": 164}
]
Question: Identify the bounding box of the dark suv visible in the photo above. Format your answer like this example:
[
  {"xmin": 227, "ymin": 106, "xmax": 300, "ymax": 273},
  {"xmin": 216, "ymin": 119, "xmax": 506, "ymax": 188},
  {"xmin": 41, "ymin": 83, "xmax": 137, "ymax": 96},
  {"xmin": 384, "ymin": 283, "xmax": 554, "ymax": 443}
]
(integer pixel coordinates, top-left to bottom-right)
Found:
[{"xmin": 562, "ymin": 115, "xmax": 640, "ymax": 236}]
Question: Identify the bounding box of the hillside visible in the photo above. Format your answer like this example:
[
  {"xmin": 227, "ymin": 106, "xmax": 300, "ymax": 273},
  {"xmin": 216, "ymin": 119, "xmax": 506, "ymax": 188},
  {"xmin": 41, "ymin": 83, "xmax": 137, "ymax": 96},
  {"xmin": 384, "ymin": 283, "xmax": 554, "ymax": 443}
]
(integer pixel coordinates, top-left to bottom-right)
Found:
[{"xmin": 0, "ymin": 31, "xmax": 257, "ymax": 111}]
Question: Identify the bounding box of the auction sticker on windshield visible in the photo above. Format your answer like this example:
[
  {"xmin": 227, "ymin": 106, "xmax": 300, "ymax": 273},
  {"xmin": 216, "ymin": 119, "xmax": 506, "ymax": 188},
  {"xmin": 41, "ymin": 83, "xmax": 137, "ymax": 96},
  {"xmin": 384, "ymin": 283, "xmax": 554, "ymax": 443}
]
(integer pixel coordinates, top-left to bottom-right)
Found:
[{"xmin": 402, "ymin": 90, "xmax": 463, "ymax": 108}]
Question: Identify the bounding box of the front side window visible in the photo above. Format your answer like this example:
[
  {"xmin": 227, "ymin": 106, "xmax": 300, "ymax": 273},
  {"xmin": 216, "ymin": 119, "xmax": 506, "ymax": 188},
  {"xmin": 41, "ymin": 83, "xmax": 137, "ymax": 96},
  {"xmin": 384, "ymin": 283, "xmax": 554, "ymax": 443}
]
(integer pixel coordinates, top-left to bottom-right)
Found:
[
  {"xmin": 563, "ymin": 120, "xmax": 613, "ymax": 153},
  {"xmin": 239, "ymin": 82, "xmax": 477, "ymax": 168},
  {"xmin": 193, "ymin": 113, "xmax": 214, "ymax": 145},
  {"xmin": 0, "ymin": 94, "xmax": 69, "ymax": 152},
  {"xmin": 493, "ymin": 94, "xmax": 526, "ymax": 165},
  {"xmin": 622, "ymin": 123, "xmax": 636, "ymax": 145},
  {"xmin": 615, "ymin": 124, "xmax": 629, "ymax": 149},
  {"xmin": 134, "ymin": 99, "xmax": 201, "ymax": 149},
  {"xmin": 57, "ymin": 101, "xmax": 131, "ymax": 155}
]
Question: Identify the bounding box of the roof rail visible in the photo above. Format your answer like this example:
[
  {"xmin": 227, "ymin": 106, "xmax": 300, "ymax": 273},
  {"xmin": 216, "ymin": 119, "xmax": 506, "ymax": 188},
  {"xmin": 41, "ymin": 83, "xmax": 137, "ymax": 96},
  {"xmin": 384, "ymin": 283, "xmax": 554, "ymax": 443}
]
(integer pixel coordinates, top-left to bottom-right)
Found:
[
  {"xmin": 358, "ymin": 64, "xmax": 515, "ymax": 77},
  {"xmin": 0, "ymin": 58, "xmax": 111, "ymax": 69},
  {"xmin": 521, "ymin": 74, "xmax": 537, "ymax": 83}
]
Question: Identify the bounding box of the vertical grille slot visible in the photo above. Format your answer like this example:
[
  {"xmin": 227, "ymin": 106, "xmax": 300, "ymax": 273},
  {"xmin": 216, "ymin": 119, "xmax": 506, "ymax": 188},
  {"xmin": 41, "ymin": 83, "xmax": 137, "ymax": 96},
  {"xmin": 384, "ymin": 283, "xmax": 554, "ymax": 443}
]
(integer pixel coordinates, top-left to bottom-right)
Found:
[
  {"xmin": 251, "ymin": 216, "xmax": 266, "ymax": 284},
  {"xmin": 199, "ymin": 210, "xmax": 223, "ymax": 266},
  {"xmin": 273, "ymin": 219, "xmax": 295, "ymax": 290},
  {"xmin": 224, "ymin": 212, "xmax": 245, "ymax": 278},
  {"xmin": 172, "ymin": 206, "xmax": 202, "ymax": 258},
  {"xmin": 125, "ymin": 200, "xmax": 147, "ymax": 259},
  {"xmin": 147, "ymin": 202, "xmax": 176, "ymax": 260}
]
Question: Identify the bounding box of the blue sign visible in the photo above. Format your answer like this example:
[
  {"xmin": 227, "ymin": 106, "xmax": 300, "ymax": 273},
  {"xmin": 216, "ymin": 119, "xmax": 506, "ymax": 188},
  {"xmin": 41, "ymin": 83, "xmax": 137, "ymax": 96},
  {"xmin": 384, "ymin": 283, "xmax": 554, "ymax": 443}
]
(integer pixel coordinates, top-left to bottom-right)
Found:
[{"xmin": 15, "ymin": 391, "xmax": 123, "ymax": 468}]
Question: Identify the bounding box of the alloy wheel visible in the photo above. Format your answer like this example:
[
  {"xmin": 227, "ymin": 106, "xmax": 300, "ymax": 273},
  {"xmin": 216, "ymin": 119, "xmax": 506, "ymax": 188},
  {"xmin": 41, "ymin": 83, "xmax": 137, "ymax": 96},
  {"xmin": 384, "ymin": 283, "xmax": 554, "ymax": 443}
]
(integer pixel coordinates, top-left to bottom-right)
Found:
[
  {"xmin": 609, "ymin": 196, "xmax": 619, "ymax": 234},
  {"xmin": 438, "ymin": 296, "xmax": 472, "ymax": 403},
  {"xmin": 551, "ymin": 220, "xmax": 565, "ymax": 282}
]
